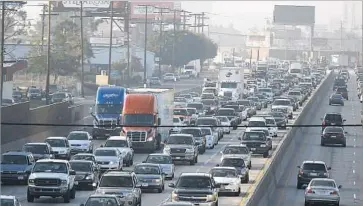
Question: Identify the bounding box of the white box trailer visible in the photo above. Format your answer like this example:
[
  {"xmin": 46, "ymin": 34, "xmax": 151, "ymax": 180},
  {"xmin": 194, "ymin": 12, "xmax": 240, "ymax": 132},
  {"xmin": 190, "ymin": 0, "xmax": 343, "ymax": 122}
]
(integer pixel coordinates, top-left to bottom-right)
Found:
[
  {"xmin": 127, "ymin": 88, "xmax": 174, "ymax": 142},
  {"xmin": 218, "ymin": 67, "xmax": 244, "ymax": 100}
]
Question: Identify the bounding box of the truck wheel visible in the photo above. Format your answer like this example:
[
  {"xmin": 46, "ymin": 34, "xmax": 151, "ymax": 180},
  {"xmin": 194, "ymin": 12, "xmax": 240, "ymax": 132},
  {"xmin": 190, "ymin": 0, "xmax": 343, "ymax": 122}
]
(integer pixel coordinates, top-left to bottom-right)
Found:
[
  {"xmin": 63, "ymin": 190, "xmax": 71, "ymax": 203},
  {"xmin": 70, "ymin": 187, "xmax": 76, "ymax": 199},
  {"xmin": 27, "ymin": 189, "xmax": 34, "ymax": 202},
  {"xmin": 263, "ymin": 151, "xmax": 269, "ymax": 158},
  {"xmin": 190, "ymin": 159, "xmax": 195, "ymax": 165}
]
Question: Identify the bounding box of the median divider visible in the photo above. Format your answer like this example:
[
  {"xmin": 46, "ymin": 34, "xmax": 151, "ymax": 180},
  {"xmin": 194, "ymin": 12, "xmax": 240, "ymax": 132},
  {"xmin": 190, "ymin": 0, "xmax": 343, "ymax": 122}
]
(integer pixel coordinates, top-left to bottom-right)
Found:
[
  {"xmin": 243, "ymin": 71, "xmax": 335, "ymax": 206},
  {"xmin": 1, "ymin": 86, "xmax": 202, "ymax": 145}
]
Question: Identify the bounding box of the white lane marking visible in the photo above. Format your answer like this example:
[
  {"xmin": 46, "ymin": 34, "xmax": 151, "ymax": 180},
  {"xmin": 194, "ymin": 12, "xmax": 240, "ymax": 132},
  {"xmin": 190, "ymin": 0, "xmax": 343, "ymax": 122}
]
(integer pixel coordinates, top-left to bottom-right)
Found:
[
  {"xmin": 353, "ymin": 169, "xmax": 355, "ymax": 174},
  {"xmin": 354, "ymin": 194, "xmax": 356, "ymax": 199},
  {"xmin": 354, "ymin": 138, "xmax": 356, "ymax": 142},
  {"xmin": 353, "ymin": 160, "xmax": 355, "ymax": 164},
  {"xmin": 354, "ymin": 181, "xmax": 356, "ymax": 185},
  {"xmin": 354, "ymin": 152, "xmax": 356, "ymax": 156}
]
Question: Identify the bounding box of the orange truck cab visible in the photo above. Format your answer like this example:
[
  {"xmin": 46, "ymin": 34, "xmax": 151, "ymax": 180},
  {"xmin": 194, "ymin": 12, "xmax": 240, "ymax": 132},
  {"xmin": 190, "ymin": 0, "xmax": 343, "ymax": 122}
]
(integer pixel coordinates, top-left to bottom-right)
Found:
[{"xmin": 122, "ymin": 94, "xmax": 161, "ymax": 151}]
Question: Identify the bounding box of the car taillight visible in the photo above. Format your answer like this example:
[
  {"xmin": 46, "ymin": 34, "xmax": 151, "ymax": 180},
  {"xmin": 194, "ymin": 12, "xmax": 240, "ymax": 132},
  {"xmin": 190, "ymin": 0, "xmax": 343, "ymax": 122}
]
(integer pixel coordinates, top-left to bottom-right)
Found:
[
  {"xmin": 322, "ymin": 121, "xmax": 325, "ymax": 126},
  {"xmin": 299, "ymin": 169, "xmax": 303, "ymax": 175},
  {"xmin": 330, "ymin": 190, "xmax": 338, "ymax": 195},
  {"xmin": 306, "ymin": 188, "xmax": 314, "ymax": 194}
]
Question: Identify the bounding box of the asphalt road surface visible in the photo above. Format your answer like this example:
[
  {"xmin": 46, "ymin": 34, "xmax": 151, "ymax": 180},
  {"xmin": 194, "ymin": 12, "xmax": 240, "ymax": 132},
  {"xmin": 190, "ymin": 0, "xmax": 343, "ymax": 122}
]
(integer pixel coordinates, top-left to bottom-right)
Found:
[{"xmin": 268, "ymin": 70, "xmax": 363, "ymax": 206}]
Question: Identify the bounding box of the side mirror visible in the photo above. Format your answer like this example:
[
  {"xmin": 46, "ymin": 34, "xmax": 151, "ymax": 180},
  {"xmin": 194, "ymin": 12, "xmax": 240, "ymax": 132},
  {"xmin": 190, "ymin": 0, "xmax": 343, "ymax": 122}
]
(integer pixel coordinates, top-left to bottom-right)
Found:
[
  {"xmin": 297, "ymin": 166, "xmax": 300, "ymax": 168},
  {"xmin": 100, "ymin": 145, "xmax": 104, "ymax": 148},
  {"xmin": 69, "ymin": 170, "xmax": 76, "ymax": 175},
  {"xmin": 216, "ymin": 164, "xmax": 220, "ymax": 166},
  {"xmin": 25, "ymin": 170, "xmax": 31, "ymax": 174},
  {"xmin": 135, "ymin": 184, "xmax": 141, "ymax": 188},
  {"xmin": 327, "ymin": 167, "xmax": 331, "ymax": 170},
  {"xmin": 343, "ymin": 119, "xmax": 346, "ymax": 122},
  {"xmin": 142, "ymin": 161, "xmax": 146, "ymax": 163},
  {"xmin": 238, "ymin": 137, "xmax": 241, "ymax": 140},
  {"xmin": 168, "ymin": 183, "xmax": 175, "ymax": 188},
  {"xmin": 320, "ymin": 118, "xmax": 323, "ymax": 120},
  {"xmin": 214, "ymin": 183, "xmax": 221, "ymax": 188},
  {"xmin": 338, "ymin": 185, "xmax": 342, "ymax": 189}
]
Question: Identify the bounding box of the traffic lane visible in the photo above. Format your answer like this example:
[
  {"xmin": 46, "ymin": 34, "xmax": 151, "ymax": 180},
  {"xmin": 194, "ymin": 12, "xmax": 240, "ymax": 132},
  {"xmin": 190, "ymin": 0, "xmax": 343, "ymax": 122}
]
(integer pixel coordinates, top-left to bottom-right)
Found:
[{"xmin": 269, "ymin": 73, "xmax": 361, "ymax": 206}]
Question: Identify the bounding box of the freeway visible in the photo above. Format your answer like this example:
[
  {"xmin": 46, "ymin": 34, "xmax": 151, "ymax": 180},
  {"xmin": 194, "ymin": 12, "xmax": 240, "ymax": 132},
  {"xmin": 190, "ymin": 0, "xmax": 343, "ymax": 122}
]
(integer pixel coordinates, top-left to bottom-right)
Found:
[
  {"xmin": 269, "ymin": 70, "xmax": 363, "ymax": 206},
  {"xmin": 0, "ymin": 73, "xmax": 327, "ymax": 206}
]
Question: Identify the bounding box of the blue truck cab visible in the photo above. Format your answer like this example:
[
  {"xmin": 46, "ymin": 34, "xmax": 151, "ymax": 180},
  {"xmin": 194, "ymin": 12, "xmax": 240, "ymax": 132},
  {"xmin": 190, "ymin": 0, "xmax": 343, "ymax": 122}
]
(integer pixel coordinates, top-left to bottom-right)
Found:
[
  {"xmin": 91, "ymin": 86, "xmax": 127, "ymax": 139},
  {"xmin": 0, "ymin": 151, "xmax": 35, "ymax": 184}
]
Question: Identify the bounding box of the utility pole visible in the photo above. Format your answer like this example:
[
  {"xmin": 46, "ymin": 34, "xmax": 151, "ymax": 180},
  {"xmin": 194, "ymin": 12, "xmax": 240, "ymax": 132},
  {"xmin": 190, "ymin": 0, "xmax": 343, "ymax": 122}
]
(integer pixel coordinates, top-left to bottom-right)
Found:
[
  {"xmin": 197, "ymin": 14, "xmax": 201, "ymax": 33},
  {"xmin": 0, "ymin": 1, "xmax": 5, "ymax": 103},
  {"xmin": 172, "ymin": 9, "xmax": 176, "ymax": 73},
  {"xmin": 340, "ymin": 20, "xmax": 343, "ymax": 51},
  {"xmin": 232, "ymin": 48, "xmax": 235, "ymax": 66},
  {"xmin": 138, "ymin": 5, "xmax": 152, "ymax": 88},
  {"xmin": 107, "ymin": 1, "xmax": 114, "ymax": 85},
  {"xmin": 80, "ymin": 1, "xmax": 84, "ymax": 97},
  {"xmin": 45, "ymin": 1, "xmax": 51, "ymax": 105},
  {"xmin": 201, "ymin": 12, "xmax": 205, "ymax": 33},
  {"xmin": 125, "ymin": 2, "xmax": 131, "ymax": 87},
  {"xmin": 41, "ymin": 4, "xmax": 45, "ymax": 53},
  {"xmin": 154, "ymin": 7, "xmax": 169, "ymax": 79}
]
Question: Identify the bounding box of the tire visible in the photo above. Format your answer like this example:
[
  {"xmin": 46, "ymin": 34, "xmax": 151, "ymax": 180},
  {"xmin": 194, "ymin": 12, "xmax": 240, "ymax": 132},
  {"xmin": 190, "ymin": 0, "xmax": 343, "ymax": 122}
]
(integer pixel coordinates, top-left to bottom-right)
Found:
[
  {"xmin": 70, "ymin": 186, "xmax": 76, "ymax": 199},
  {"xmin": 248, "ymin": 162, "xmax": 251, "ymax": 169},
  {"xmin": 234, "ymin": 188, "xmax": 240, "ymax": 196},
  {"xmin": 297, "ymin": 181, "xmax": 302, "ymax": 189},
  {"xmin": 321, "ymin": 140, "xmax": 325, "ymax": 146},
  {"xmin": 194, "ymin": 155, "xmax": 198, "ymax": 163},
  {"xmin": 63, "ymin": 190, "xmax": 71, "ymax": 203},
  {"xmin": 244, "ymin": 175, "xmax": 249, "ymax": 183},
  {"xmin": 27, "ymin": 189, "xmax": 34, "ymax": 202},
  {"xmin": 190, "ymin": 159, "xmax": 195, "ymax": 165},
  {"xmin": 342, "ymin": 142, "xmax": 346, "ymax": 147},
  {"xmin": 263, "ymin": 151, "xmax": 268, "ymax": 158},
  {"xmin": 130, "ymin": 158, "xmax": 133, "ymax": 166},
  {"xmin": 157, "ymin": 187, "xmax": 163, "ymax": 193}
]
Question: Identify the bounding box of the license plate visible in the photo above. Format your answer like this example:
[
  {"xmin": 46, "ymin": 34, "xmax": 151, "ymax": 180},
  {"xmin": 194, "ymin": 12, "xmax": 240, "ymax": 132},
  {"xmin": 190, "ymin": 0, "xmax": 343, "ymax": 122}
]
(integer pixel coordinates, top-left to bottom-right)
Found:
[
  {"xmin": 17, "ymin": 176, "xmax": 24, "ymax": 180},
  {"xmin": 331, "ymin": 136, "xmax": 336, "ymax": 138},
  {"xmin": 331, "ymin": 123, "xmax": 336, "ymax": 125},
  {"xmin": 310, "ymin": 173, "xmax": 318, "ymax": 176},
  {"xmin": 142, "ymin": 183, "xmax": 148, "ymax": 187},
  {"xmin": 176, "ymin": 157, "xmax": 181, "ymax": 159},
  {"xmin": 251, "ymin": 148, "xmax": 256, "ymax": 151}
]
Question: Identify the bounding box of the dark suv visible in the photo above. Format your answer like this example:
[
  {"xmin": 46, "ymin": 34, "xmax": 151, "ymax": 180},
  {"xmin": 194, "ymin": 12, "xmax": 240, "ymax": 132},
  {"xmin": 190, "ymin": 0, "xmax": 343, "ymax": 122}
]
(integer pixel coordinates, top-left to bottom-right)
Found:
[
  {"xmin": 297, "ymin": 161, "xmax": 331, "ymax": 189},
  {"xmin": 321, "ymin": 126, "xmax": 346, "ymax": 147},
  {"xmin": 168, "ymin": 173, "xmax": 219, "ymax": 206},
  {"xmin": 321, "ymin": 113, "xmax": 346, "ymax": 132},
  {"xmin": 335, "ymin": 87, "xmax": 348, "ymax": 100}
]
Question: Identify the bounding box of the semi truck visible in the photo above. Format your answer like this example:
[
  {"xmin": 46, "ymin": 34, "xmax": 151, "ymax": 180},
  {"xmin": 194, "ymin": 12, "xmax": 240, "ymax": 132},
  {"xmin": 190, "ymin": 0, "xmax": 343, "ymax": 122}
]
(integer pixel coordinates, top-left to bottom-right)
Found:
[
  {"xmin": 331, "ymin": 54, "xmax": 349, "ymax": 68},
  {"xmin": 90, "ymin": 86, "xmax": 127, "ymax": 139},
  {"xmin": 182, "ymin": 59, "xmax": 201, "ymax": 78},
  {"xmin": 218, "ymin": 67, "xmax": 244, "ymax": 100},
  {"xmin": 122, "ymin": 88, "xmax": 174, "ymax": 152}
]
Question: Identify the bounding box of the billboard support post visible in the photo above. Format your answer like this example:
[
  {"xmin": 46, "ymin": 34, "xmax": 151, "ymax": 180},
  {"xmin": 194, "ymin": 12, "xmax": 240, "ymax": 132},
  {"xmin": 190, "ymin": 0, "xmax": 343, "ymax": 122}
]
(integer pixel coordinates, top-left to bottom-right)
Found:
[
  {"xmin": 80, "ymin": 1, "xmax": 84, "ymax": 97},
  {"xmin": 45, "ymin": 1, "xmax": 51, "ymax": 105},
  {"xmin": 107, "ymin": 1, "xmax": 114, "ymax": 85}
]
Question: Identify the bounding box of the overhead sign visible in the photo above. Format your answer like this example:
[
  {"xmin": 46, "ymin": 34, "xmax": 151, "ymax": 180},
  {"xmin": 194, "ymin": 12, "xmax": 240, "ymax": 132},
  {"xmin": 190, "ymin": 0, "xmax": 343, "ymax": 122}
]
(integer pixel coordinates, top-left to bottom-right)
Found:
[
  {"xmin": 130, "ymin": 2, "xmax": 180, "ymax": 21},
  {"xmin": 273, "ymin": 5, "xmax": 315, "ymax": 25},
  {"xmin": 52, "ymin": 1, "xmax": 127, "ymax": 16},
  {"xmin": 61, "ymin": 1, "xmax": 109, "ymax": 8}
]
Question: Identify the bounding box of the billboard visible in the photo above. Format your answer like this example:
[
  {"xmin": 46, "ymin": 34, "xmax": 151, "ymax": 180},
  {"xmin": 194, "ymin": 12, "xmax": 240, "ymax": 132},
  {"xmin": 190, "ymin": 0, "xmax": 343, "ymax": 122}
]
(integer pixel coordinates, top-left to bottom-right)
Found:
[
  {"xmin": 273, "ymin": 5, "xmax": 315, "ymax": 25},
  {"xmin": 52, "ymin": 1, "xmax": 128, "ymax": 16},
  {"xmin": 130, "ymin": 2, "xmax": 180, "ymax": 21}
]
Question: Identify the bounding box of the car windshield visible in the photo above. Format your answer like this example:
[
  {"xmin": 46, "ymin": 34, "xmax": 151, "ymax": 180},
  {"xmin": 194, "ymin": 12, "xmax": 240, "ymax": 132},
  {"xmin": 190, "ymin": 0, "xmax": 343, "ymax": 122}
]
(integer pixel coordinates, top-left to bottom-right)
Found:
[
  {"xmin": 201, "ymin": 93, "xmax": 214, "ymax": 99},
  {"xmin": 201, "ymin": 99, "xmax": 216, "ymax": 106},
  {"xmin": 196, "ymin": 118, "xmax": 217, "ymax": 126},
  {"xmin": 99, "ymin": 176, "xmax": 133, "ymax": 187},
  {"xmin": 311, "ymin": 180, "xmax": 336, "ymax": 188},
  {"xmin": 94, "ymin": 150, "xmax": 116, "ymax": 157},
  {"xmin": 325, "ymin": 114, "xmax": 343, "ymax": 122},
  {"xmin": 123, "ymin": 114, "xmax": 154, "ymax": 126},
  {"xmin": 210, "ymin": 169, "xmax": 237, "ymax": 177},
  {"xmin": 167, "ymin": 136, "xmax": 193, "ymax": 145},
  {"xmin": 180, "ymin": 94, "xmax": 192, "ymax": 99},
  {"xmin": 145, "ymin": 155, "xmax": 172, "ymax": 164},
  {"xmin": 248, "ymin": 98, "xmax": 258, "ymax": 102},
  {"xmin": 336, "ymin": 88, "xmax": 347, "ymax": 92},
  {"xmin": 303, "ymin": 163, "xmax": 326, "ymax": 171},
  {"xmin": 45, "ymin": 139, "xmax": 66, "ymax": 147},
  {"xmin": 221, "ymin": 158, "xmax": 245, "ymax": 167},
  {"xmin": 265, "ymin": 119, "xmax": 275, "ymax": 125},
  {"xmin": 205, "ymin": 82, "xmax": 217, "ymax": 87},
  {"xmin": 288, "ymin": 91, "xmax": 301, "ymax": 96},
  {"xmin": 242, "ymin": 132, "xmax": 266, "ymax": 141},
  {"xmin": 187, "ymin": 103, "xmax": 203, "ymax": 110},
  {"xmin": 70, "ymin": 162, "xmax": 92, "ymax": 172},
  {"xmin": 33, "ymin": 162, "xmax": 68, "ymax": 173},
  {"xmin": 248, "ymin": 121, "xmax": 266, "ymax": 127},
  {"xmin": 216, "ymin": 116, "xmax": 229, "ymax": 122},
  {"xmin": 176, "ymin": 176, "xmax": 212, "ymax": 188},
  {"xmin": 220, "ymin": 82, "xmax": 237, "ymax": 88},
  {"xmin": 324, "ymin": 127, "xmax": 343, "ymax": 133},
  {"xmin": 203, "ymin": 89, "xmax": 216, "ymax": 94},
  {"xmin": 72, "ymin": 155, "xmax": 94, "ymax": 162},
  {"xmin": 273, "ymin": 100, "xmax": 290, "ymax": 105},
  {"xmin": 180, "ymin": 129, "xmax": 202, "ymax": 137},
  {"xmin": 67, "ymin": 133, "xmax": 88, "ymax": 140},
  {"xmin": 237, "ymin": 101, "xmax": 250, "ymax": 106},
  {"xmin": 332, "ymin": 94, "xmax": 343, "ymax": 99},
  {"xmin": 95, "ymin": 104, "xmax": 122, "ymax": 114},
  {"xmin": 134, "ymin": 165, "xmax": 160, "ymax": 175},
  {"xmin": 258, "ymin": 88, "xmax": 272, "ymax": 93},
  {"xmin": 174, "ymin": 109, "xmax": 188, "ymax": 116},
  {"xmin": 201, "ymin": 128, "xmax": 212, "ymax": 135},
  {"xmin": 223, "ymin": 147, "xmax": 249, "ymax": 154},
  {"xmin": 104, "ymin": 140, "xmax": 128, "ymax": 148},
  {"xmin": 29, "ymin": 88, "xmax": 40, "ymax": 93},
  {"xmin": 174, "ymin": 98, "xmax": 186, "ymax": 102},
  {"xmin": 216, "ymin": 109, "xmax": 234, "ymax": 116},
  {"xmin": 52, "ymin": 93, "xmax": 66, "ymax": 98},
  {"xmin": 1, "ymin": 155, "xmax": 27, "ymax": 164},
  {"xmin": 85, "ymin": 197, "xmax": 118, "ymax": 206},
  {"xmin": 1, "ymin": 199, "xmax": 15, "ymax": 206},
  {"xmin": 23, "ymin": 144, "xmax": 49, "ymax": 154}
]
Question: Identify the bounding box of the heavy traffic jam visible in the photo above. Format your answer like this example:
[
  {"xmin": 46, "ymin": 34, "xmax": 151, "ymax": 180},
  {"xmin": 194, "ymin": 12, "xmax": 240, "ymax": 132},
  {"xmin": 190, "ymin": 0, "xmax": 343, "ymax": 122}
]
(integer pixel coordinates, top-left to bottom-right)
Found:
[{"xmin": 0, "ymin": 60, "xmax": 357, "ymax": 206}]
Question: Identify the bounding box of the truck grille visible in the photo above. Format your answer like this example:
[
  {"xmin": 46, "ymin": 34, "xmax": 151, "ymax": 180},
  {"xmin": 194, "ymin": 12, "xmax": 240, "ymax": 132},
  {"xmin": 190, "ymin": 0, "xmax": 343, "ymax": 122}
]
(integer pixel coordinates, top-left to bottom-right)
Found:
[
  {"xmin": 97, "ymin": 161, "xmax": 110, "ymax": 165},
  {"xmin": 1, "ymin": 171, "xmax": 18, "ymax": 174},
  {"xmin": 127, "ymin": 131, "xmax": 147, "ymax": 142},
  {"xmin": 34, "ymin": 178, "xmax": 61, "ymax": 186},
  {"xmin": 100, "ymin": 119, "xmax": 117, "ymax": 129},
  {"xmin": 170, "ymin": 148, "xmax": 186, "ymax": 154},
  {"xmin": 178, "ymin": 195, "xmax": 207, "ymax": 202},
  {"xmin": 245, "ymin": 142, "xmax": 263, "ymax": 148}
]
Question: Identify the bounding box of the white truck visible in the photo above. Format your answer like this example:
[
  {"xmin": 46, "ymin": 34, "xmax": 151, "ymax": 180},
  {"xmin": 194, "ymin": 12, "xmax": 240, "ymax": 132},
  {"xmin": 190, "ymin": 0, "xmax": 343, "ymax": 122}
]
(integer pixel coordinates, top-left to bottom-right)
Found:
[
  {"xmin": 127, "ymin": 88, "xmax": 174, "ymax": 143},
  {"xmin": 331, "ymin": 54, "xmax": 349, "ymax": 68},
  {"xmin": 218, "ymin": 67, "xmax": 244, "ymax": 100},
  {"xmin": 289, "ymin": 62, "xmax": 303, "ymax": 79},
  {"xmin": 183, "ymin": 59, "xmax": 201, "ymax": 78}
]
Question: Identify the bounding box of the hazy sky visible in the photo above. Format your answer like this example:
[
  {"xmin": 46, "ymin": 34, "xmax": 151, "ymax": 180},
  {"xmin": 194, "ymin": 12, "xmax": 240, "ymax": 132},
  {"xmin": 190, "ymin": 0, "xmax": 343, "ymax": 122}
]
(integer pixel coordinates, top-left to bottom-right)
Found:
[{"xmin": 24, "ymin": 1, "xmax": 361, "ymax": 32}]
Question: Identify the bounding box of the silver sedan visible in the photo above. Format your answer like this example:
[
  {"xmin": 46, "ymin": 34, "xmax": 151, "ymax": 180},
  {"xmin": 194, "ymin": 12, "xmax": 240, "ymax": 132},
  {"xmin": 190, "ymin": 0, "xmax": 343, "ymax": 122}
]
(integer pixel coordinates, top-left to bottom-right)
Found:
[{"xmin": 304, "ymin": 178, "xmax": 342, "ymax": 206}]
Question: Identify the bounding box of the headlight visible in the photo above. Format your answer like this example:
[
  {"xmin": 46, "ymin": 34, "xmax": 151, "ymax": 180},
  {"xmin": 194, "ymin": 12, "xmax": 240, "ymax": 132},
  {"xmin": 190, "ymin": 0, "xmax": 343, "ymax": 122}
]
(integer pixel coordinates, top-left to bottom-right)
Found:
[
  {"xmin": 186, "ymin": 148, "xmax": 194, "ymax": 153},
  {"xmin": 28, "ymin": 179, "xmax": 35, "ymax": 184},
  {"xmin": 82, "ymin": 143, "xmax": 89, "ymax": 146},
  {"xmin": 86, "ymin": 175, "xmax": 93, "ymax": 180},
  {"xmin": 153, "ymin": 179, "xmax": 161, "ymax": 183},
  {"xmin": 109, "ymin": 161, "xmax": 115, "ymax": 165},
  {"xmin": 126, "ymin": 193, "xmax": 134, "ymax": 199},
  {"xmin": 171, "ymin": 192, "xmax": 179, "ymax": 201},
  {"xmin": 164, "ymin": 147, "xmax": 170, "ymax": 154},
  {"xmin": 59, "ymin": 150, "xmax": 66, "ymax": 154},
  {"xmin": 206, "ymin": 194, "xmax": 216, "ymax": 202},
  {"xmin": 260, "ymin": 144, "xmax": 266, "ymax": 147},
  {"xmin": 61, "ymin": 180, "xmax": 68, "ymax": 185}
]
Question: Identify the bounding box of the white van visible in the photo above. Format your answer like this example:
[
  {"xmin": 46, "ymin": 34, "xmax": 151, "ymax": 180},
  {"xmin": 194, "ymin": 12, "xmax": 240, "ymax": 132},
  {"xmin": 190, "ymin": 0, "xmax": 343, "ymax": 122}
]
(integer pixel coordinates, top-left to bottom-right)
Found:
[
  {"xmin": 245, "ymin": 117, "xmax": 268, "ymax": 133},
  {"xmin": 289, "ymin": 63, "xmax": 303, "ymax": 79},
  {"xmin": 257, "ymin": 88, "xmax": 273, "ymax": 103}
]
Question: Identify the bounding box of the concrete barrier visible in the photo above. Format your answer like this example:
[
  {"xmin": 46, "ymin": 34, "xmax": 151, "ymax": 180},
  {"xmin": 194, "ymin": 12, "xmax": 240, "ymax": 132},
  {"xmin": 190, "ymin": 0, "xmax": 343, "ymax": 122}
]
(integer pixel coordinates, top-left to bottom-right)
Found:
[
  {"xmin": 244, "ymin": 71, "xmax": 335, "ymax": 206},
  {"xmin": 1, "ymin": 86, "xmax": 202, "ymax": 145}
]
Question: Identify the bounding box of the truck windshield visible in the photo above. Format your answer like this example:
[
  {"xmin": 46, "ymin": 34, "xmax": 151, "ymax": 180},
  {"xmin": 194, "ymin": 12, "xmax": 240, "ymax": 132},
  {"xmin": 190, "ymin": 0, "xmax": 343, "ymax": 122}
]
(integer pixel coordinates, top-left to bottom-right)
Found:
[
  {"xmin": 123, "ymin": 114, "xmax": 154, "ymax": 126},
  {"xmin": 1, "ymin": 155, "xmax": 27, "ymax": 164},
  {"xmin": 221, "ymin": 82, "xmax": 237, "ymax": 88},
  {"xmin": 95, "ymin": 104, "xmax": 122, "ymax": 114}
]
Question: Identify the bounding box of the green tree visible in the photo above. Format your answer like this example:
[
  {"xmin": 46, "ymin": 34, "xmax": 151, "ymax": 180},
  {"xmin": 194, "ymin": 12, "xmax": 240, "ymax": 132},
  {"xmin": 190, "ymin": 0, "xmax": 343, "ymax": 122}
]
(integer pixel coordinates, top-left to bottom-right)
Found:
[
  {"xmin": 0, "ymin": 3, "xmax": 27, "ymax": 41},
  {"xmin": 27, "ymin": 19, "xmax": 94, "ymax": 83},
  {"xmin": 148, "ymin": 31, "xmax": 218, "ymax": 68}
]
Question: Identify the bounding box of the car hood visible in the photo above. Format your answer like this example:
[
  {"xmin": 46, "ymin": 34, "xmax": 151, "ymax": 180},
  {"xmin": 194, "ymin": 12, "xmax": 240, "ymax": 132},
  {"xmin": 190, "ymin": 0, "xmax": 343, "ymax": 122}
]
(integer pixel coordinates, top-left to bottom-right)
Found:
[
  {"xmin": 246, "ymin": 127, "xmax": 268, "ymax": 131},
  {"xmin": 52, "ymin": 147, "xmax": 68, "ymax": 152},
  {"xmin": 1, "ymin": 164, "xmax": 30, "ymax": 172},
  {"xmin": 166, "ymin": 144, "xmax": 194, "ymax": 149},
  {"xmin": 174, "ymin": 188, "xmax": 214, "ymax": 195},
  {"xmin": 213, "ymin": 177, "xmax": 239, "ymax": 184},
  {"xmin": 136, "ymin": 174, "xmax": 162, "ymax": 180},
  {"xmin": 68, "ymin": 140, "xmax": 89, "ymax": 145},
  {"xmin": 96, "ymin": 187, "xmax": 134, "ymax": 196},
  {"xmin": 29, "ymin": 172, "xmax": 69, "ymax": 180},
  {"xmin": 95, "ymin": 156, "xmax": 120, "ymax": 161},
  {"xmin": 222, "ymin": 154, "xmax": 250, "ymax": 160}
]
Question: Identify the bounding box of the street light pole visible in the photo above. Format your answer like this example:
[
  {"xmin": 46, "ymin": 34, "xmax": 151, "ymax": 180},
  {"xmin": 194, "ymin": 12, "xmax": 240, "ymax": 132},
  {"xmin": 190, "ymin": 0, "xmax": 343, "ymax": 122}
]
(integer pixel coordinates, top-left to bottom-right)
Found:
[
  {"xmin": 45, "ymin": 1, "xmax": 51, "ymax": 105},
  {"xmin": 80, "ymin": 1, "xmax": 84, "ymax": 97},
  {"xmin": 107, "ymin": 1, "xmax": 114, "ymax": 85},
  {"xmin": 172, "ymin": 9, "xmax": 176, "ymax": 73},
  {"xmin": 0, "ymin": 1, "xmax": 5, "ymax": 103},
  {"xmin": 143, "ymin": 5, "xmax": 148, "ymax": 88}
]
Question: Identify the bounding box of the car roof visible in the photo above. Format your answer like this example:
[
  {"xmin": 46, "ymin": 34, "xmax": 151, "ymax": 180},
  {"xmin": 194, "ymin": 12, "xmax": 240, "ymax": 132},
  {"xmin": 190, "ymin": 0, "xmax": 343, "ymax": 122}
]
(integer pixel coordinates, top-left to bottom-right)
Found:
[
  {"xmin": 148, "ymin": 153, "xmax": 171, "ymax": 157},
  {"xmin": 225, "ymin": 144, "xmax": 248, "ymax": 148},
  {"xmin": 107, "ymin": 136, "xmax": 128, "ymax": 140},
  {"xmin": 88, "ymin": 194, "xmax": 120, "ymax": 198},
  {"xmin": 0, "ymin": 195, "xmax": 16, "ymax": 199},
  {"xmin": 3, "ymin": 151, "xmax": 31, "ymax": 156},
  {"xmin": 222, "ymin": 156, "xmax": 245, "ymax": 160},
  {"xmin": 211, "ymin": 166, "xmax": 237, "ymax": 171},
  {"xmin": 302, "ymin": 160, "xmax": 326, "ymax": 165},
  {"xmin": 181, "ymin": 127, "xmax": 201, "ymax": 130},
  {"xmin": 24, "ymin": 142, "xmax": 48, "ymax": 146},
  {"xmin": 161, "ymin": 202, "xmax": 194, "ymax": 206},
  {"xmin": 103, "ymin": 171, "xmax": 134, "ymax": 176},
  {"xmin": 69, "ymin": 131, "xmax": 89, "ymax": 134},
  {"xmin": 135, "ymin": 163, "xmax": 161, "ymax": 167},
  {"xmin": 69, "ymin": 160, "xmax": 93, "ymax": 164},
  {"xmin": 95, "ymin": 148, "xmax": 118, "ymax": 151},
  {"xmin": 36, "ymin": 159, "xmax": 68, "ymax": 163},
  {"xmin": 249, "ymin": 117, "xmax": 266, "ymax": 121},
  {"xmin": 169, "ymin": 134, "xmax": 193, "ymax": 137},
  {"xmin": 46, "ymin": 136, "xmax": 67, "ymax": 140},
  {"xmin": 74, "ymin": 153, "xmax": 94, "ymax": 156},
  {"xmin": 180, "ymin": 173, "xmax": 212, "ymax": 177}
]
